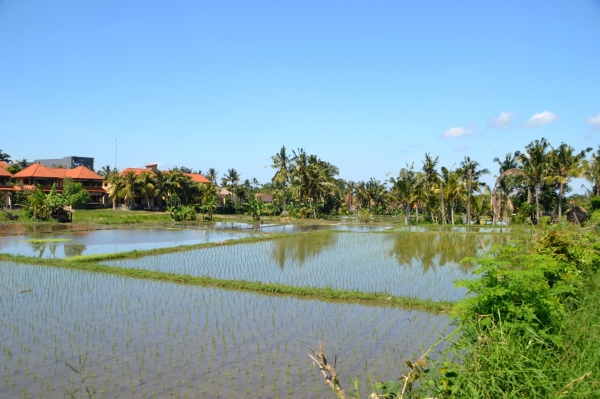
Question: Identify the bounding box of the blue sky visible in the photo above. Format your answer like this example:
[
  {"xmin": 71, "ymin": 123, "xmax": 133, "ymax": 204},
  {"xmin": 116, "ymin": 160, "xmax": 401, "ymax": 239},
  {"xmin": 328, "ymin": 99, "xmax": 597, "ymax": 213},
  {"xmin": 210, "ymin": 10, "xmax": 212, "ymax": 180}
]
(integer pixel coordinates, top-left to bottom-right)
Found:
[{"xmin": 1, "ymin": 1, "xmax": 600, "ymax": 189}]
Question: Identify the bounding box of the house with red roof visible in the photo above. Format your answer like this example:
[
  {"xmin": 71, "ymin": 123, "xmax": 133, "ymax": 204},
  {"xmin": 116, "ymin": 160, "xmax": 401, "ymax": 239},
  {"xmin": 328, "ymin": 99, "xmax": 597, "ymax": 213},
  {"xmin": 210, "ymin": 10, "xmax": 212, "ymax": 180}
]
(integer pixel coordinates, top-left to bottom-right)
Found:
[
  {"xmin": 0, "ymin": 164, "xmax": 13, "ymax": 207},
  {"xmin": 11, "ymin": 164, "xmax": 107, "ymax": 205}
]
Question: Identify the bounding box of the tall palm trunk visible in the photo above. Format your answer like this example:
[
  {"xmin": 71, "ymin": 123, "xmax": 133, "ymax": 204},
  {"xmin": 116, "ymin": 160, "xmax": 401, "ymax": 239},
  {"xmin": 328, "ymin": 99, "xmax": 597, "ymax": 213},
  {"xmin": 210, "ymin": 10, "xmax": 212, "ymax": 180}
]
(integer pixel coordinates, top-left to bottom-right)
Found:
[
  {"xmin": 450, "ymin": 202, "xmax": 455, "ymax": 225},
  {"xmin": 466, "ymin": 169, "xmax": 472, "ymax": 225},
  {"xmin": 440, "ymin": 183, "xmax": 446, "ymax": 225},
  {"xmin": 535, "ymin": 183, "xmax": 540, "ymax": 223},
  {"xmin": 558, "ymin": 183, "xmax": 564, "ymax": 221}
]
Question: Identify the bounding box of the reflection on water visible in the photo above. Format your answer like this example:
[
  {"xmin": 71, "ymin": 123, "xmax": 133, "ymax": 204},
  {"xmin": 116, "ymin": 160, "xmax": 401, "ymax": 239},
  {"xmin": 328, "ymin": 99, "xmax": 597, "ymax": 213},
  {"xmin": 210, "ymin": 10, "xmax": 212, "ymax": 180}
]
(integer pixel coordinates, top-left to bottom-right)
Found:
[
  {"xmin": 389, "ymin": 233, "xmax": 524, "ymax": 273},
  {"xmin": 0, "ymin": 223, "xmax": 100, "ymax": 236},
  {"xmin": 210, "ymin": 222, "xmax": 391, "ymax": 233},
  {"xmin": 0, "ymin": 228, "xmax": 251, "ymax": 258},
  {"xmin": 271, "ymin": 231, "xmax": 338, "ymax": 268},
  {"xmin": 394, "ymin": 225, "xmax": 532, "ymax": 234},
  {"xmin": 106, "ymin": 232, "xmax": 493, "ymax": 301}
]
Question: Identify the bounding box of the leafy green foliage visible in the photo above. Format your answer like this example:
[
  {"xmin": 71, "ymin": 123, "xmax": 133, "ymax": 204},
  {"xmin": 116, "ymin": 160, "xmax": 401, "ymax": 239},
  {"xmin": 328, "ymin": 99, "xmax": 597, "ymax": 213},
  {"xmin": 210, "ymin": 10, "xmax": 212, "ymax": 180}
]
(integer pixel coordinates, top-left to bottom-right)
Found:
[
  {"xmin": 244, "ymin": 196, "xmax": 264, "ymax": 221},
  {"xmin": 62, "ymin": 179, "xmax": 91, "ymax": 207}
]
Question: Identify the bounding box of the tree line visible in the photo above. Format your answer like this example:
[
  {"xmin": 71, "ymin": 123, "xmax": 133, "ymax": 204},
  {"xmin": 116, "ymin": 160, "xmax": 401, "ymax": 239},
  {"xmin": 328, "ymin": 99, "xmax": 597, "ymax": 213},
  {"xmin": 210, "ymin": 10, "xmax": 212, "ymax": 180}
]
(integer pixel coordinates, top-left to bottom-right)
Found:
[
  {"xmin": 269, "ymin": 139, "xmax": 598, "ymax": 224},
  {"xmin": 3, "ymin": 137, "xmax": 599, "ymax": 224}
]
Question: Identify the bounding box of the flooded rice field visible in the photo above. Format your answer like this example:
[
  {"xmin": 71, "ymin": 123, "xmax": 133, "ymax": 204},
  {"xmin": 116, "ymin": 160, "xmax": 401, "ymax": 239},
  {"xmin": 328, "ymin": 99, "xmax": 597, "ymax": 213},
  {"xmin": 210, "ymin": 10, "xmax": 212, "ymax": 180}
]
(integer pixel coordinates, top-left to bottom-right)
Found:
[
  {"xmin": 0, "ymin": 262, "xmax": 449, "ymax": 399},
  {"xmin": 210, "ymin": 222, "xmax": 391, "ymax": 233},
  {"xmin": 0, "ymin": 229, "xmax": 252, "ymax": 259},
  {"xmin": 103, "ymin": 231, "xmax": 520, "ymax": 302}
]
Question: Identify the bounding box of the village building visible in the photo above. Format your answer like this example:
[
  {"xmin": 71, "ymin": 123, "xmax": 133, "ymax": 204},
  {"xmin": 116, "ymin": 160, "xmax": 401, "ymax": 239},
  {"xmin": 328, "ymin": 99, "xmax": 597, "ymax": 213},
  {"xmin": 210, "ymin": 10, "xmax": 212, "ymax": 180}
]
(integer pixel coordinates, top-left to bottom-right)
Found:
[
  {"xmin": 0, "ymin": 163, "xmax": 13, "ymax": 208},
  {"xmin": 11, "ymin": 163, "xmax": 106, "ymax": 205}
]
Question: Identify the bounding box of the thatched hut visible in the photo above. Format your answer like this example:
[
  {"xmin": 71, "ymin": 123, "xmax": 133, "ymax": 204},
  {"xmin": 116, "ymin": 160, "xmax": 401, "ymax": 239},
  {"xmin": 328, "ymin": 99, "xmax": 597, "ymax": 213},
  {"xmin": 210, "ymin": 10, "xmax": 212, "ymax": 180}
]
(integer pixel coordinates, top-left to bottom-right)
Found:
[{"xmin": 565, "ymin": 206, "xmax": 589, "ymax": 224}]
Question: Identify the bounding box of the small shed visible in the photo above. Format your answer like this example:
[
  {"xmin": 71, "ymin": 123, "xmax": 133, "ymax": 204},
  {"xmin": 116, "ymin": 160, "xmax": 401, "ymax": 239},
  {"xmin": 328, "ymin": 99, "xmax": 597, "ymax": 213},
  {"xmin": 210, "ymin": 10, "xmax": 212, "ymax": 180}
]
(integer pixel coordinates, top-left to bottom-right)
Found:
[
  {"xmin": 52, "ymin": 206, "xmax": 74, "ymax": 223},
  {"xmin": 565, "ymin": 206, "xmax": 589, "ymax": 224}
]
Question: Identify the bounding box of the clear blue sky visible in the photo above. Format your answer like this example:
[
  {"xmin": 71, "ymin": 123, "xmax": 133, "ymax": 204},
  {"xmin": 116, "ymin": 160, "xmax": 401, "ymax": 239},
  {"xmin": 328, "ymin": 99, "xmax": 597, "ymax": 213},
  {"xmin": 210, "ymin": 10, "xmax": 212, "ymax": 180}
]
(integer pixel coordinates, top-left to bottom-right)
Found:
[{"xmin": 1, "ymin": 1, "xmax": 599, "ymax": 189}]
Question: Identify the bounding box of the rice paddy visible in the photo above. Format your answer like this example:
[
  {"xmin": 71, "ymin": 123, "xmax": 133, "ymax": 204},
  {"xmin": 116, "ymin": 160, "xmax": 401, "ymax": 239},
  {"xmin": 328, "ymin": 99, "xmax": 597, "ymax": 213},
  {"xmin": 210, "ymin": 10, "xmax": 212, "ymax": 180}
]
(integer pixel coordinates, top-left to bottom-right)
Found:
[
  {"xmin": 104, "ymin": 231, "xmax": 520, "ymax": 302},
  {"xmin": 0, "ymin": 261, "xmax": 449, "ymax": 398},
  {"xmin": 0, "ymin": 229, "xmax": 253, "ymax": 259},
  {"xmin": 0, "ymin": 224, "xmax": 525, "ymax": 397}
]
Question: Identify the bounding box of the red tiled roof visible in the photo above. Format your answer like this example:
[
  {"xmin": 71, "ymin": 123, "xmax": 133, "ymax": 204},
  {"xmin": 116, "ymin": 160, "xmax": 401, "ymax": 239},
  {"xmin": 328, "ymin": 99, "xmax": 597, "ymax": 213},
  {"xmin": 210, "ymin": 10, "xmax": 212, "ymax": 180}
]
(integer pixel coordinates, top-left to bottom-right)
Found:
[
  {"xmin": 186, "ymin": 173, "xmax": 210, "ymax": 183},
  {"xmin": 0, "ymin": 161, "xmax": 9, "ymax": 170},
  {"xmin": 0, "ymin": 167, "xmax": 12, "ymax": 177},
  {"xmin": 120, "ymin": 168, "xmax": 150, "ymax": 176},
  {"xmin": 13, "ymin": 163, "xmax": 61, "ymax": 179},
  {"xmin": 49, "ymin": 168, "xmax": 68, "ymax": 178},
  {"xmin": 65, "ymin": 166, "xmax": 103, "ymax": 180}
]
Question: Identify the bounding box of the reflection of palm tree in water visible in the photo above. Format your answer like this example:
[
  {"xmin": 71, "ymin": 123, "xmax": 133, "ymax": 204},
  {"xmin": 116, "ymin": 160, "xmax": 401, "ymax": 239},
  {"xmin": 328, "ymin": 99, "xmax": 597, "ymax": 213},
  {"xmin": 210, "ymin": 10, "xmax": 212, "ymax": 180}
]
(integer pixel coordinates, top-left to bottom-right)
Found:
[
  {"xmin": 389, "ymin": 233, "xmax": 528, "ymax": 273},
  {"xmin": 271, "ymin": 231, "xmax": 337, "ymax": 269},
  {"xmin": 30, "ymin": 243, "xmax": 58, "ymax": 258},
  {"xmin": 64, "ymin": 244, "xmax": 86, "ymax": 258}
]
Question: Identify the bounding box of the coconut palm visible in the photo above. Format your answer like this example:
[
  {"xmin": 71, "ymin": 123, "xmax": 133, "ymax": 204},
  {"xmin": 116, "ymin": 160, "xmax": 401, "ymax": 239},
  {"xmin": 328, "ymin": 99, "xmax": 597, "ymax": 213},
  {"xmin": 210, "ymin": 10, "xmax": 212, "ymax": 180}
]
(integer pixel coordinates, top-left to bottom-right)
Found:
[
  {"xmin": 290, "ymin": 148, "xmax": 309, "ymax": 205},
  {"xmin": 0, "ymin": 150, "xmax": 11, "ymax": 163},
  {"xmin": 389, "ymin": 165, "xmax": 419, "ymax": 225},
  {"xmin": 491, "ymin": 153, "xmax": 524, "ymax": 224},
  {"xmin": 440, "ymin": 166, "xmax": 465, "ymax": 225},
  {"xmin": 545, "ymin": 143, "xmax": 591, "ymax": 220},
  {"xmin": 221, "ymin": 168, "xmax": 241, "ymax": 192},
  {"xmin": 107, "ymin": 173, "xmax": 126, "ymax": 209},
  {"xmin": 121, "ymin": 170, "xmax": 139, "ymax": 207},
  {"xmin": 16, "ymin": 159, "xmax": 31, "ymax": 169},
  {"xmin": 516, "ymin": 138, "xmax": 550, "ymax": 222},
  {"xmin": 137, "ymin": 171, "xmax": 156, "ymax": 208},
  {"xmin": 98, "ymin": 165, "xmax": 114, "ymax": 177},
  {"xmin": 460, "ymin": 156, "xmax": 490, "ymax": 225},
  {"xmin": 422, "ymin": 153, "xmax": 443, "ymax": 224},
  {"xmin": 206, "ymin": 168, "xmax": 218, "ymax": 184},
  {"xmin": 271, "ymin": 146, "xmax": 291, "ymax": 212},
  {"xmin": 583, "ymin": 146, "xmax": 600, "ymax": 196}
]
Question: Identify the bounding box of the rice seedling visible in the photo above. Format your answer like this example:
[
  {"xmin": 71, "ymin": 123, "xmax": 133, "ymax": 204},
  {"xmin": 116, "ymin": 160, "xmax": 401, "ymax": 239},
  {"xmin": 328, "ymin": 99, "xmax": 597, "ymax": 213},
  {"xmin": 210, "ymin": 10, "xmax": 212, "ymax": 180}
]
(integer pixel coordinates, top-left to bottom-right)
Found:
[
  {"xmin": 102, "ymin": 231, "xmax": 526, "ymax": 302},
  {"xmin": 0, "ymin": 261, "xmax": 450, "ymax": 398}
]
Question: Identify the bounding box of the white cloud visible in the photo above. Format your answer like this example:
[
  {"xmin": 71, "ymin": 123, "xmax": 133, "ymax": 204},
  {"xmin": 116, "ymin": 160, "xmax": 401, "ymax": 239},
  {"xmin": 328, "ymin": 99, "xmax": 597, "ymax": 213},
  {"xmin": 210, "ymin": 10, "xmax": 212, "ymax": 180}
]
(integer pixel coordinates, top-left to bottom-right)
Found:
[
  {"xmin": 490, "ymin": 112, "xmax": 513, "ymax": 129},
  {"xmin": 524, "ymin": 111, "xmax": 558, "ymax": 127},
  {"xmin": 586, "ymin": 113, "xmax": 600, "ymax": 129},
  {"xmin": 442, "ymin": 125, "xmax": 475, "ymax": 138},
  {"xmin": 453, "ymin": 146, "xmax": 469, "ymax": 151}
]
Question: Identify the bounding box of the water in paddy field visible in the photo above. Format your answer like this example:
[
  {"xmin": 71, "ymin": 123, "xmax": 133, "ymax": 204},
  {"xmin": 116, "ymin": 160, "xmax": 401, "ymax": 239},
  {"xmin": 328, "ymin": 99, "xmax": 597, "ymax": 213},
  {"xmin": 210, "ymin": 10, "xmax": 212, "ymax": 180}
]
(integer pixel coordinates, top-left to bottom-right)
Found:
[
  {"xmin": 0, "ymin": 228, "xmax": 253, "ymax": 258},
  {"xmin": 210, "ymin": 221, "xmax": 392, "ymax": 233},
  {"xmin": 0, "ymin": 262, "xmax": 450, "ymax": 399},
  {"xmin": 104, "ymin": 231, "xmax": 525, "ymax": 302}
]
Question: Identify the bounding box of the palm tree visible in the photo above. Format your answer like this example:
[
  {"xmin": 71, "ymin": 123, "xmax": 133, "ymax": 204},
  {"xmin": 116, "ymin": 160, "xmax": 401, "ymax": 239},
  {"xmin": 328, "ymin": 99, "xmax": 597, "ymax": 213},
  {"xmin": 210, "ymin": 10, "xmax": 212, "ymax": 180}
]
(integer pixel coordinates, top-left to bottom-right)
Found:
[
  {"xmin": 98, "ymin": 165, "xmax": 114, "ymax": 177},
  {"xmin": 460, "ymin": 156, "xmax": 490, "ymax": 225},
  {"xmin": 137, "ymin": 171, "xmax": 156, "ymax": 208},
  {"xmin": 516, "ymin": 138, "xmax": 550, "ymax": 222},
  {"xmin": 440, "ymin": 166, "xmax": 465, "ymax": 225},
  {"xmin": 121, "ymin": 170, "xmax": 139, "ymax": 207},
  {"xmin": 422, "ymin": 153, "xmax": 443, "ymax": 224},
  {"xmin": 16, "ymin": 159, "xmax": 30, "ymax": 169},
  {"xmin": 222, "ymin": 168, "xmax": 241, "ymax": 191},
  {"xmin": 0, "ymin": 150, "xmax": 11, "ymax": 163},
  {"xmin": 206, "ymin": 168, "xmax": 218, "ymax": 184},
  {"xmin": 271, "ymin": 146, "xmax": 291, "ymax": 213},
  {"xmin": 389, "ymin": 165, "xmax": 419, "ymax": 225},
  {"xmin": 584, "ymin": 146, "xmax": 600, "ymax": 196},
  {"xmin": 491, "ymin": 153, "xmax": 523, "ymax": 224},
  {"xmin": 251, "ymin": 178, "xmax": 260, "ymax": 189},
  {"xmin": 291, "ymin": 148, "xmax": 309, "ymax": 205},
  {"xmin": 545, "ymin": 143, "xmax": 591, "ymax": 220},
  {"xmin": 107, "ymin": 173, "xmax": 126, "ymax": 209}
]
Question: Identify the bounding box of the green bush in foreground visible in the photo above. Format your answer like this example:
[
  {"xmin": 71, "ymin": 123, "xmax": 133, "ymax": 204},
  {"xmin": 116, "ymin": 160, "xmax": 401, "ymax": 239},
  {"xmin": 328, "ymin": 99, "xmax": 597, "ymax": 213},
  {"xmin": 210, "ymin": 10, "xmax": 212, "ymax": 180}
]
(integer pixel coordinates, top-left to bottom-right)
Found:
[{"xmin": 323, "ymin": 228, "xmax": 600, "ymax": 398}]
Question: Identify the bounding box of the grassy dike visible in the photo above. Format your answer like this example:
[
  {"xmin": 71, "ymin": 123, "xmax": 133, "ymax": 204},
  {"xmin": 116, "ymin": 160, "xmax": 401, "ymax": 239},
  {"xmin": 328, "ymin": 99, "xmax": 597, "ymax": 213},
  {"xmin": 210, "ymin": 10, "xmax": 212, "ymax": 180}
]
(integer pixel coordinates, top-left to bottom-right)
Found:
[{"xmin": 0, "ymin": 231, "xmax": 454, "ymax": 314}]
